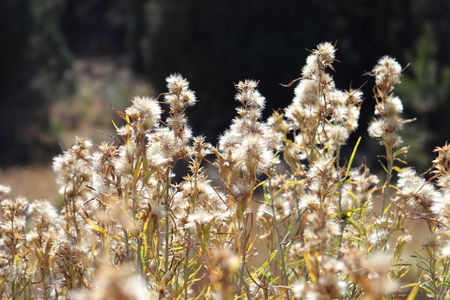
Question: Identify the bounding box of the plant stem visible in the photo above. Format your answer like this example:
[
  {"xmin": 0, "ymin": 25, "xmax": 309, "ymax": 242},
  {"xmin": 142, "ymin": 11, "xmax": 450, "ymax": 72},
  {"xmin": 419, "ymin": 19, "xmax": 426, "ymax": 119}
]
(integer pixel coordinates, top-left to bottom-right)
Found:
[
  {"xmin": 266, "ymin": 173, "xmax": 291, "ymax": 299},
  {"xmin": 238, "ymin": 214, "xmax": 251, "ymax": 299},
  {"xmin": 183, "ymin": 233, "xmax": 190, "ymax": 300},
  {"xmin": 381, "ymin": 147, "xmax": 394, "ymax": 217},
  {"xmin": 164, "ymin": 165, "xmax": 172, "ymax": 274}
]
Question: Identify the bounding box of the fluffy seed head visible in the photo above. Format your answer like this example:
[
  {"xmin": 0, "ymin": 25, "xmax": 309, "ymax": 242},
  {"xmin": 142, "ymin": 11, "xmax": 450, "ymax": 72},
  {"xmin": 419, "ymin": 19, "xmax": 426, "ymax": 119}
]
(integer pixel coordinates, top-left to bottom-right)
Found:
[
  {"xmin": 373, "ymin": 56, "xmax": 402, "ymax": 90},
  {"xmin": 125, "ymin": 96, "xmax": 162, "ymax": 132}
]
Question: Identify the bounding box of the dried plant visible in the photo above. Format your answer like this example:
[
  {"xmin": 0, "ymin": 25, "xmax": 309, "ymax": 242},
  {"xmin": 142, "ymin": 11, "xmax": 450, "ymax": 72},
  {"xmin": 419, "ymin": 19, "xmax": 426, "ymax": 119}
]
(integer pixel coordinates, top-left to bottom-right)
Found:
[{"xmin": 2, "ymin": 42, "xmax": 450, "ymax": 299}]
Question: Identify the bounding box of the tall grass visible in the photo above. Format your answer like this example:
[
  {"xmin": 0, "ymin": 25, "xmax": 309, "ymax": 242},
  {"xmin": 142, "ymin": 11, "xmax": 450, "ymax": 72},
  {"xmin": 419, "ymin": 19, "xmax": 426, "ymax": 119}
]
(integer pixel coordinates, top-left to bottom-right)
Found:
[{"xmin": 1, "ymin": 42, "xmax": 449, "ymax": 299}]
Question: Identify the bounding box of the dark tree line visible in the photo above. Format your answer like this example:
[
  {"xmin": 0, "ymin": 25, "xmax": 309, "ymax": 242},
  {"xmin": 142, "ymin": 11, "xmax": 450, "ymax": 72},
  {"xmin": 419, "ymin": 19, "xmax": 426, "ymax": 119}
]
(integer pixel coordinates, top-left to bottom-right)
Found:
[{"xmin": 1, "ymin": 0, "xmax": 74, "ymax": 166}]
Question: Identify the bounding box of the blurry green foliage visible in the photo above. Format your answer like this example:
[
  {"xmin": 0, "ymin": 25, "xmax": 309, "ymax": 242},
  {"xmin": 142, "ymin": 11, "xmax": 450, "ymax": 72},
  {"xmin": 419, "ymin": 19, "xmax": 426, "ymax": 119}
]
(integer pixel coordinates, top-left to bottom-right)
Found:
[{"xmin": 396, "ymin": 22, "xmax": 450, "ymax": 173}]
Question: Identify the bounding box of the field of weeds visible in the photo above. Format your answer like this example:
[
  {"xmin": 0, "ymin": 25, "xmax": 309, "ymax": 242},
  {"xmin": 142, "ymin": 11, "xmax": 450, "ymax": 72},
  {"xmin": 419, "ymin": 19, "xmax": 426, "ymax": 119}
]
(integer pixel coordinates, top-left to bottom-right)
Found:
[{"xmin": 1, "ymin": 43, "xmax": 449, "ymax": 299}]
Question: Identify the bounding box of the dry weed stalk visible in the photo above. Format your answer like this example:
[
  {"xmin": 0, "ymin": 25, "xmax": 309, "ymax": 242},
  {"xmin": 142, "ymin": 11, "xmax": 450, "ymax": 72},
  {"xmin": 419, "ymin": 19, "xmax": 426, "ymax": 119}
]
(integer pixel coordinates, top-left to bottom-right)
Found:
[{"xmin": 0, "ymin": 42, "xmax": 449, "ymax": 299}]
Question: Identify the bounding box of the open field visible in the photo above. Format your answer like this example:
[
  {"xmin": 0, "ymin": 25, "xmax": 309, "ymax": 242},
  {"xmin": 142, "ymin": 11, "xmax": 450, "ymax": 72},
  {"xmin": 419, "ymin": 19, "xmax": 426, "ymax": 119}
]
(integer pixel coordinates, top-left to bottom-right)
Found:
[{"xmin": 0, "ymin": 166, "xmax": 58, "ymax": 201}]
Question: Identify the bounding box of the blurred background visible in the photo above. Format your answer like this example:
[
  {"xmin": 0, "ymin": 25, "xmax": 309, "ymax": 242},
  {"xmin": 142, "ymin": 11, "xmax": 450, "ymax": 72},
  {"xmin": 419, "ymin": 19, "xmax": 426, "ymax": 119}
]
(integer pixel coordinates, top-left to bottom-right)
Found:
[{"xmin": 1, "ymin": 0, "xmax": 450, "ymax": 199}]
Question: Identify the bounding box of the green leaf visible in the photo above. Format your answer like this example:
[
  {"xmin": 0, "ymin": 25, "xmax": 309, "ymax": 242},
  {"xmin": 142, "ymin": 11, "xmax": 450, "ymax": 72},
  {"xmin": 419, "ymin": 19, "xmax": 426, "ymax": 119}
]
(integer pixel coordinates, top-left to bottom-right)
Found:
[{"xmin": 345, "ymin": 136, "xmax": 362, "ymax": 178}]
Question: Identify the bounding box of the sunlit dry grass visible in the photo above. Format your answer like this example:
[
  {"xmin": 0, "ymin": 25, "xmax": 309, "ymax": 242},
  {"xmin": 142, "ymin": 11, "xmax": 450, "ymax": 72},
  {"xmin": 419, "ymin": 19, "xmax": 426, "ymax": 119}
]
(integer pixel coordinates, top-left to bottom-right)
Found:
[{"xmin": 0, "ymin": 166, "xmax": 58, "ymax": 201}]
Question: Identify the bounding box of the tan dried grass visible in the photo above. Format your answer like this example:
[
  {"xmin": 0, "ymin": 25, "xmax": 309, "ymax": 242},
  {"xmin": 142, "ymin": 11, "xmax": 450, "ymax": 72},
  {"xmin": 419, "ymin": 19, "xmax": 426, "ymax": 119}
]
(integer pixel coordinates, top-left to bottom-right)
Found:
[{"xmin": 0, "ymin": 166, "xmax": 58, "ymax": 200}]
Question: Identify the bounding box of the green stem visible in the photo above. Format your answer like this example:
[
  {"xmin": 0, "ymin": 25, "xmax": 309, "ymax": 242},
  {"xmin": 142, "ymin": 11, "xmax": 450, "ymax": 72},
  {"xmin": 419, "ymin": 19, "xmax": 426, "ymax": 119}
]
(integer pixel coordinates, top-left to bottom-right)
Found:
[
  {"xmin": 381, "ymin": 147, "xmax": 394, "ymax": 217},
  {"xmin": 183, "ymin": 233, "xmax": 190, "ymax": 300},
  {"xmin": 238, "ymin": 214, "xmax": 251, "ymax": 299},
  {"xmin": 268, "ymin": 177, "xmax": 290, "ymax": 300},
  {"xmin": 124, "ymin": 228, "xmax": 131, "ymax": 262},
  {"xmin": 439, "ymin": 258, "xmax": 450, "ymax": 298},
  {"xmin": 137, "ymin": 236, "xmax": 143, "ymax": 275},
  {"xmin": 429, "ymin": 249, "xmax": 438, "ymax": 298}
]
